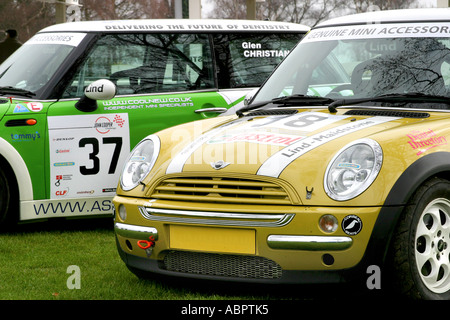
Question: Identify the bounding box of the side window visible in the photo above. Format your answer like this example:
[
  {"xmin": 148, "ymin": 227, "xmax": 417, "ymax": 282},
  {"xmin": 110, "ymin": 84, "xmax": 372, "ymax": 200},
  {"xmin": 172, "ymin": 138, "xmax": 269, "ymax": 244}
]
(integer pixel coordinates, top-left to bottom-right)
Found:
[
  {"xmin": 213, "ymin": 33, "xmax": 302, "ymax": 89},
  {"xmin": 439, "ymin": 40, "xmax": 450, "ymax": 90},
  {"xmin": 63, "ymin": 33, "xmax": 215, "ymax": 98}
]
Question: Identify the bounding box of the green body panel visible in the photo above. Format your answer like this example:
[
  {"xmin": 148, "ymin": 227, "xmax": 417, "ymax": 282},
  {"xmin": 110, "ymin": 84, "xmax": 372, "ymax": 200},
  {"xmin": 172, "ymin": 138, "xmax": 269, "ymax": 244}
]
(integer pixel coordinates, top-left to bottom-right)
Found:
[{"xmin": 3, "ymin": 92, "xmax": 232, "ymax": 202}]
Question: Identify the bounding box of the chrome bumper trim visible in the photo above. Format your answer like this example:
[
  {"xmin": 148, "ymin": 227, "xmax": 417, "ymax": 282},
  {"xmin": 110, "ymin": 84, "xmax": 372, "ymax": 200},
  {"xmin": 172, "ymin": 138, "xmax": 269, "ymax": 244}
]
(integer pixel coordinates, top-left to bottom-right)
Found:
[
  {"xmin": 139, "ymin": 206, "xmax": 294, "ymax": 227},
  {"xmin": 267, "ymin": 235, "xmax": 353, "ymax": 251},
  {"xmin": 114, "ymin": 222, "xmax": 158, "ymax": 240}
]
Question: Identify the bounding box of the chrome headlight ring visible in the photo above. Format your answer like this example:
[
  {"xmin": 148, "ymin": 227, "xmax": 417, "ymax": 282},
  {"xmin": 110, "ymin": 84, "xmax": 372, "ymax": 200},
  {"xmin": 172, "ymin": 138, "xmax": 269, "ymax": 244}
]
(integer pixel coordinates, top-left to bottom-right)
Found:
[
  {"xmin": 120, "ymin": 135, "xmax": 160, "ymax": 191},
  {"xmin": 324, "ymin": 138, "xmax": 383, "ymax": 201}
]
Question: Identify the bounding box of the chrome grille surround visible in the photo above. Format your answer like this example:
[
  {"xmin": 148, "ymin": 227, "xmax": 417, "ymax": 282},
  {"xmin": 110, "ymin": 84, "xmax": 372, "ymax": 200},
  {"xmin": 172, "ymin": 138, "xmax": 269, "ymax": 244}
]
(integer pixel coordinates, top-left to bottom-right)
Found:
[{"xmin": 139, "ymin": 206, "xmax": 294, "ymax": 227}]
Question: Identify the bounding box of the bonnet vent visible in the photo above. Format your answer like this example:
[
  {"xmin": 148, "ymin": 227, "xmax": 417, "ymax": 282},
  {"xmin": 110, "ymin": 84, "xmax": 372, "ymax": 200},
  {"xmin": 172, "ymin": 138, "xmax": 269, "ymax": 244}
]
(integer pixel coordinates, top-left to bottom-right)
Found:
[
  {"xmin": 344, "ymin": 110, "xmax": 429, "ymax": 118},
  {"xmin": 246, "ymin": 109, "xmax": 298, "ymax": 117}
]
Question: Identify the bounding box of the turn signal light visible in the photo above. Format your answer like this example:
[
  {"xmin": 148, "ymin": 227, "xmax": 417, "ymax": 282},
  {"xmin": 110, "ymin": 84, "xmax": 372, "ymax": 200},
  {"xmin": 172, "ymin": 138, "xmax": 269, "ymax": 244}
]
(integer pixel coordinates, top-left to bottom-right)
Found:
[{"xmin": 319, "ymin": 215, "xmax": 338, "ymax": 233}]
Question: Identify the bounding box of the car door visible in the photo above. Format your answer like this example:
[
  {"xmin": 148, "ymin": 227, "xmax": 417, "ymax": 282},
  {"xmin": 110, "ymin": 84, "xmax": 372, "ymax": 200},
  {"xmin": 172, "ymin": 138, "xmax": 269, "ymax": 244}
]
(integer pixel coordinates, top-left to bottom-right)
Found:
[{"xmin": 45, "ymin": 32, "xmax": 232, "ymax": 214}]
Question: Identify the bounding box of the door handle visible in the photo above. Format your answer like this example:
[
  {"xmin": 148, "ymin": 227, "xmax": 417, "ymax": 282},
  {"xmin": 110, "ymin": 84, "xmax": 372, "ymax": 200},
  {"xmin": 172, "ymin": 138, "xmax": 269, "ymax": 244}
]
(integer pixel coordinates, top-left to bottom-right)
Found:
[{"xmin": 195, "ymin": 107, "xmax": 227, "ymax": 114}]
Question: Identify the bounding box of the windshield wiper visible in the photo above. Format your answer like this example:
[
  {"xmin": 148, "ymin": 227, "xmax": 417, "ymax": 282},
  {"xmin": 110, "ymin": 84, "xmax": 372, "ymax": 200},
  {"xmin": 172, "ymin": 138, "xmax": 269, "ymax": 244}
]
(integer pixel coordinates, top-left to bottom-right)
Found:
[
  {"xmin": 328, "ymin": 93, "xmax": 450, "ymax": 113},
  {"xmin": 236, "ymin": 94, "xmax": 336, "ymax": 117},
  {"xmin": 0, "ymin": 86, "xmax": 36, "ymax": 98}
]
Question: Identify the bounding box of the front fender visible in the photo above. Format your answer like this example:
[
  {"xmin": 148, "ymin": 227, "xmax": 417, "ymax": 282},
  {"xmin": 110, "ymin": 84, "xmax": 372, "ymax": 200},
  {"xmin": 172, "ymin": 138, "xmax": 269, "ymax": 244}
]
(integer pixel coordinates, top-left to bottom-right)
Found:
[
  {"xmin": 361, "ymin": 152, "xmax": 450, "ymax": 270},
  {"xmin": 0, "ymin": 137, "xmax": 33, "ymax": 201},
  {"xmin": 384, "ymin": 151, "xmax": 450, "ymax": 206}
]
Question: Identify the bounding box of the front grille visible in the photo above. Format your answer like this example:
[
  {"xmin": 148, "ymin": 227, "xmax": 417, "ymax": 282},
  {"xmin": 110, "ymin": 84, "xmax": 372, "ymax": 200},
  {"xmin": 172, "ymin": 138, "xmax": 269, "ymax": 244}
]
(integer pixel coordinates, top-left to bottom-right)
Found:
[
  {"xmin": 162, "ymin": 251, "xmax": 283, "ymax": 280},
  {"xmin": 150, "ymin": 176, "xmax": 291, "ymax": 204}
]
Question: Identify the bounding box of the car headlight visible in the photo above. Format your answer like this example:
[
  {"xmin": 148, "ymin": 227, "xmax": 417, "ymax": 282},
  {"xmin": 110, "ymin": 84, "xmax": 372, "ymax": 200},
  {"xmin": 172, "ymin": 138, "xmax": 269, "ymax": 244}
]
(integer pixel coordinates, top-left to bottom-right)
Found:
[
  {"xmin": 120, "ymin": 135, "xmax": 160, "ymax": 191},
  {"xmin": 324, "ymin": 139, "xmax": 382, "ymax": 201}
]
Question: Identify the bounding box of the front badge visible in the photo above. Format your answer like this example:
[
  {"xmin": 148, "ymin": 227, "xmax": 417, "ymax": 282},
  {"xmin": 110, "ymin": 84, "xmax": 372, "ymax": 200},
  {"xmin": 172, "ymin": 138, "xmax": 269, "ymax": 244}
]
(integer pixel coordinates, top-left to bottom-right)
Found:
[
  {"xmin": 342, "ymin": 215, "xmax": 363, "ymax": 235},
  {"xmin": 210, "ymin": 160, "xmax": 230, "ymax": 170}
]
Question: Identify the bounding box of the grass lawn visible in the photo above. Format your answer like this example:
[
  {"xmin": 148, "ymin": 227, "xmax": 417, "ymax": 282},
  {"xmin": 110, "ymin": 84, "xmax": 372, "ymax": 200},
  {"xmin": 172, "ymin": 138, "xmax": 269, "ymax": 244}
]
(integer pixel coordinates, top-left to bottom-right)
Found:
[
  {"xmin": 0, "ymin": 218, "xmax": 390, "ymax": 304},
  {"xmin": 0, "ymin": 218, "xmax": 273, "ymax": 300}
]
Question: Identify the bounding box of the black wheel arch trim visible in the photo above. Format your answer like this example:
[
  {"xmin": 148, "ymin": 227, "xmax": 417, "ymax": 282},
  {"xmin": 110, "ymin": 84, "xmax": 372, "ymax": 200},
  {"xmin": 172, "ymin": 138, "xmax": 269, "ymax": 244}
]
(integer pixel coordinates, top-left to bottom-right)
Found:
[
  {"xmin": 384, "ymin": 151, "xmax": 450, "ymax": 207},
  {"xmin": 358, "ymin": 152, "xmax": 450, "ymax": 275}
]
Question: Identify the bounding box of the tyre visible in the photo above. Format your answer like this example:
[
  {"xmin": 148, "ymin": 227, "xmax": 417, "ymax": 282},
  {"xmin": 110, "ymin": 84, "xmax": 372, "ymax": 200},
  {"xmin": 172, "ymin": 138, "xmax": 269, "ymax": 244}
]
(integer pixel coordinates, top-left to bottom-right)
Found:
[
  {"xmin": 0, "ymin": 167, "xmax": 18, "ymax": 230},
  {"xmin": 391, "ymin": 178, "xmax": 450, "ymax": 300}
]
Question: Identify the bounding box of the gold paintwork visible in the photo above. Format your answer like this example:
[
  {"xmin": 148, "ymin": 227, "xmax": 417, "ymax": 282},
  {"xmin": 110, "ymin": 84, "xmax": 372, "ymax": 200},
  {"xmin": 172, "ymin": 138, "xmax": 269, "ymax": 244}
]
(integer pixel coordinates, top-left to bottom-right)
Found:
[{"xmin": 114, "ymin": 108, "xmax": 450, "ymax": 272}]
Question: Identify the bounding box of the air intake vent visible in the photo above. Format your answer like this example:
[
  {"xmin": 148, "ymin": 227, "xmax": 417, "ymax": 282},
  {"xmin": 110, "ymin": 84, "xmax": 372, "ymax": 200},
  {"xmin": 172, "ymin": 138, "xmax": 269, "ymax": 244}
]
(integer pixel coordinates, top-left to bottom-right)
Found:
[
  {"xmin": 162, "ymin": 251, "xmax": 283, "ymax": 280},
  {"xmin": 246, "ymin": 109, "xmax": 298, "ymax": 117}
]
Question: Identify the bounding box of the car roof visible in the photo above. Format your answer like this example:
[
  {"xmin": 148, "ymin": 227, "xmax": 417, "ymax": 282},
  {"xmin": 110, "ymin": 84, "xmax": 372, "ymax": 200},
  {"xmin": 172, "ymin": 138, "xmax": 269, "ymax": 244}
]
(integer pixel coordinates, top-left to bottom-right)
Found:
[
  {"xmin": 39, "ymin": 19, "xmax": 310, "ymax": 33},
  {"xmin": 316, "ymin": 8, "xmax": 450, "ymax": 28}
]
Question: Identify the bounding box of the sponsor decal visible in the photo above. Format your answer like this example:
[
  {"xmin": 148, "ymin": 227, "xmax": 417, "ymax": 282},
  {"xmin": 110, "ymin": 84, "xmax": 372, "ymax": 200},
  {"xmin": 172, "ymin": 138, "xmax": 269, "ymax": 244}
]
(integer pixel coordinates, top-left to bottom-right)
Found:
[
  {"xmin": 406, "ymin": 129, "xmax": 447, "ymax": 155},
  {"xmin": 48, "ymin": 113, "xmax": 130, "ymax": 200},
  {"xmin": 303, "ymin": 23, "xmax": 450, "ymax": 43},
  {"xmin": 257, "ymin": 116, "xmax": 397, "ymax": 178},
  {"xmin": 55, "ymin": 174, "xmax": 73, "ymax": 187},
  {"xmin": 102, "ymin": 97, "xmax": 193, "ymax": 110},
  {"xmin": 207, "ymin": 132, "xmax": 303, "ymax": 146},
  {"xmin": 104, "ymin": 23, "xmax": 290, "ymax": 31},
  {"xmin": 53, "ymin": 137, "xmax": 75, "ymax": 142},
  {"xmin": 22, "ymin": 198, "xmax": 114, "ymax": 220},
  {"xmin": 94, "ymin": 114, "xmax": 126, "ymax": 134},
  {"xmin": 26, "ymin": 32, "xmax": 86, "ymax": 47},
  {"xmin": 342, "ymin": 215, "xmax": 363, "ymax": 236},
  {"xmin": 55, "ymin": 188, "xmax": 69, "ymax": 197},
  {"xmin": 166, "ymin": 112, "xmax": 348, "ymax": 174},
  {"xmin": 94, "ymin": 116, "xmax": 114, "ymax": 134},
  {"xmin": 13, "ymin": 103, "xmax": 30, "ymax": 113},
  {"xmin": 54, "ymin": 162, "xmax": 75, "ymax": 167},
  {"xmin": 76, "ymin": 190, "xmax": 95, "ymax": 195},
  {"xmin": 10, "ymin": 131, "xmax": 41, "ymax": 142},
  {"xmin": 27, "ymin": 102, "xmax": 43, "ymax": 112}
]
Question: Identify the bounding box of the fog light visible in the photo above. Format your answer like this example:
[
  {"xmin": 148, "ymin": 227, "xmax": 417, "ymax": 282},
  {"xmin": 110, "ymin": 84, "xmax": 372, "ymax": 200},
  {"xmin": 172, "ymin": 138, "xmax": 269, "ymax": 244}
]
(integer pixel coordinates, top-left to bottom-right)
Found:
[
  {"xmin": 118, "ymin": 204, "xmax": 127, "ymax": 221},
  {"xmin": 319, "ymin": 215, "xmax": 338, "ymax": 233}
]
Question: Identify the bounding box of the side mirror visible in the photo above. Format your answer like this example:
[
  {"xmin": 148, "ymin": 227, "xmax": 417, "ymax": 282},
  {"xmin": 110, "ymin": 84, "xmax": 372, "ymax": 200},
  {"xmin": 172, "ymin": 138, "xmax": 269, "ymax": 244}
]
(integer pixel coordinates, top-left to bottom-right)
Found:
[{"xmin": 75, "ymin": 79, "xmax": 117, "ymax": 112}]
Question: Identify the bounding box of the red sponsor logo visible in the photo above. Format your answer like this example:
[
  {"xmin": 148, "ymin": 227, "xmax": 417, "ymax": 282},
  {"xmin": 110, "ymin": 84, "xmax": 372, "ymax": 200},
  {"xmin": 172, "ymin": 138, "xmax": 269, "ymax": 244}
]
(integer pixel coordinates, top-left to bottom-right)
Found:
[{"xmin": 407, "ymin": 129, "xmax": 447, "ymax": 155}]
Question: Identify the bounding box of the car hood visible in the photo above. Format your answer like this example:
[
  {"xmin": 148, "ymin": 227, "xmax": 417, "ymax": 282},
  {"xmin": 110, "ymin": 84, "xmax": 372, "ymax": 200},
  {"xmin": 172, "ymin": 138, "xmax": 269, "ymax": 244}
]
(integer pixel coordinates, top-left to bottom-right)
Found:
[{"xmin": 143, "ymin": 108, "xmax": 446, "ymax": 206}]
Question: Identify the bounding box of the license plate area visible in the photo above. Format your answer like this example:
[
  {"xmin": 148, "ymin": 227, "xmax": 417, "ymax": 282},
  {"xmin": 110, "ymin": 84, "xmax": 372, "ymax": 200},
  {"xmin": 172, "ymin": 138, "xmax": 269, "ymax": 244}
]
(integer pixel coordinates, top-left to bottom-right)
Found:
[{"xmin": 170, "ymin": 225, "xmax": 255, "ymax": 254}]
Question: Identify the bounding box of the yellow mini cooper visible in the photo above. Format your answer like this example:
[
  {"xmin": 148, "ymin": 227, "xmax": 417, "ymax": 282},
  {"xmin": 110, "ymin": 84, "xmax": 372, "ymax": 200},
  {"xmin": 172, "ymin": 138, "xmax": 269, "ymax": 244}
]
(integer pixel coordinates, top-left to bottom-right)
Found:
[{"xmin": 114, "ymin": 8, "xmax": 450, "ymax": 300}]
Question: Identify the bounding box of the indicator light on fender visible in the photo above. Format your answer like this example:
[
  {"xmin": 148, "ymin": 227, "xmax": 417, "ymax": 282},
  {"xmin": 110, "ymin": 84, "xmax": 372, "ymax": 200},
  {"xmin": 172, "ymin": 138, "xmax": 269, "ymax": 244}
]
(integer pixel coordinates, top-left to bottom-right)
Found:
[
  {"xmin": 319, "ymin": 215, "xmax": 338, "ymax": 233},
  {"xmin": 5, "ymin": 119, "xmax": 37, "ymax": 127}
]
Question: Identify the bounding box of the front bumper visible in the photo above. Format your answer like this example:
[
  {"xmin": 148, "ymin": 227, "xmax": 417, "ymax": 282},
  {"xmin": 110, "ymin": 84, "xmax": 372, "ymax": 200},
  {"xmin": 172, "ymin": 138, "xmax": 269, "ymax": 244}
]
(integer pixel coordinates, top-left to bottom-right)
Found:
[{"xmin": 114, "ymin": 196, "xmax": 404, "ymax": 284}]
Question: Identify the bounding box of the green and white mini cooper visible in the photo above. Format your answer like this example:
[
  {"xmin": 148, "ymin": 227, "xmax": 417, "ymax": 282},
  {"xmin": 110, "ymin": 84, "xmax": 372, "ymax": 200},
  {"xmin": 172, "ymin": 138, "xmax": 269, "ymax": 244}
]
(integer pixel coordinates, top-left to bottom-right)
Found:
[{"xmin": 0, "ymin": 19, "xmax": 308, "ymax": 227}]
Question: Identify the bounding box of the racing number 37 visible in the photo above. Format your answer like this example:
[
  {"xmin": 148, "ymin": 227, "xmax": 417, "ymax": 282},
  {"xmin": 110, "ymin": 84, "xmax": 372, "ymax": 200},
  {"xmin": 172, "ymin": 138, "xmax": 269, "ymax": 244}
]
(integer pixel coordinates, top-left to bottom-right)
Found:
[{"xmin": 79, "ymin": 137, "xmax": 122, "ymax": 175}]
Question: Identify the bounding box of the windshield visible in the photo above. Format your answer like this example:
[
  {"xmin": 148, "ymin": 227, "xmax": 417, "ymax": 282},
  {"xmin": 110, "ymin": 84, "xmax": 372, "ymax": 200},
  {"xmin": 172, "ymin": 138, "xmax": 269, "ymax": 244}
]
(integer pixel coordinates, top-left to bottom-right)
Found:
[
  {"xmin": 0, "ymin": 32, "xmax": 86, "ymax": 97},
  {"xmin": 253, "ymin": 23, "xmax": 450, "ymax": 109}
]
